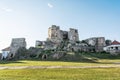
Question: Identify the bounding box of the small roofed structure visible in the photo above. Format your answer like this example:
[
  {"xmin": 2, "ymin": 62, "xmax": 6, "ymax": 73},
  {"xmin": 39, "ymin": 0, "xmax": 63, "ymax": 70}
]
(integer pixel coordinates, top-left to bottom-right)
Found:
[
  {"xmin": 1, "ymin": 47, "xmax": 10, "ymax": 60},
  {"xmin": 111, "ymin": 40, "xmax": 120, "ymax": 45},
  {"xmin": 104, "ymin": 40, "xmax": 120, "ymax": 55}
]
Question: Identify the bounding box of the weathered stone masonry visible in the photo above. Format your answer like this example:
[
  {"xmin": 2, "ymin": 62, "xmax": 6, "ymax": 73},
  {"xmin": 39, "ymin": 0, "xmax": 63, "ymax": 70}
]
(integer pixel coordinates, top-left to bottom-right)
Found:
[
  {"xmin": 47, "ymin": 25, "xmax": 79, "ymax": 43},
  {"xmin": 9, "ymin": 38, "xmax": 26, "ymax": 58}
]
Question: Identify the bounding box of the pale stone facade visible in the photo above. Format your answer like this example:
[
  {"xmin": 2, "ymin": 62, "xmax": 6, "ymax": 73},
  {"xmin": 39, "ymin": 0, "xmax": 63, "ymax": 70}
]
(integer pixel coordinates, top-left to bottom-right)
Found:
[
  {"xmin": 84, "ymin": 37, "xmax": 106, "ymax": 52},
  {"xmin": 35, "ymin": 40, "xmax": 58, "ymax": 50},
  {"xmin": 35, "ymin": 25, "xmax": 107, "ymax": 52},
  {"xmin": 9, "ymin": 38, "xmax": 26, "ymax": 58},
  {"xmin": 48, "ymin": 25, "xmax": 62, "ymax": 43},
  {"xmin": 47, "ymin": 25, "xmax": 79, "ymax": 43},
  {"xmin": 36, "ymin": 25, "xmax": 79, "ymax": 51},
  {"xmin": 68, "ymin": 28, "xmax": 79, "ymax": 43},
  {"xmin": 85, "ymin": 37, "xmax": 106, "ymax": 46}
]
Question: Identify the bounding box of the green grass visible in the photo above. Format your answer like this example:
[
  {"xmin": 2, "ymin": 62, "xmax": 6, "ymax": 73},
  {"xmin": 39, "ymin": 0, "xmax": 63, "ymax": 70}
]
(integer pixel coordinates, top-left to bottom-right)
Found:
[
  {"xmin": 0, "ymin": 53, "xmax": 120, "ymax": 80},
  {"xmin": 0, "ymin": 59, "xmax": 120, "ymax": 67},
  {"xmin": 0, "ymin": 68, "xmax": 120, "ymax": 80}
]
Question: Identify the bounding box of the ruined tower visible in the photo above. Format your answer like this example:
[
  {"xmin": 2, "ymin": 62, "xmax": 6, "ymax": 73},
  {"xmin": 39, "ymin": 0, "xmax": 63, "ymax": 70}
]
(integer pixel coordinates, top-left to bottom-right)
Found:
[
  {"xmin": 9, "ymin": 38, "xmax": 26, "ymax": 58},
  {"xmin": 68, "ymin": 28, "xmax": 79, "ymax": 42},
  {"xmin": 47, "ymin": 25, "xmax": 63, "ymax": 43},
  {"xmin": 47, "ymin": 25, "xmax": 79, "ymax": 43}
]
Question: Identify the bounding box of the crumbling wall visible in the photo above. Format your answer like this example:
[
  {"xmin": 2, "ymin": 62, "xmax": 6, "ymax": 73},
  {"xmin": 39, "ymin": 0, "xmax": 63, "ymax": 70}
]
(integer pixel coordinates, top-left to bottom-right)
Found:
[
  {"xmin": 48, "ymin": 25, "xmax": 63, "ymax": 43},
  {"xmin": 48, "ymin": 25, "xmax": 79, "ymax": 43},
  {"xmin": 9, "ymin": 38, "xmax": 26, "ymax": 59},
  {"xmin": 68, "ymin": 28, "xmax": 79, "ymax": 43},
  {"xmin": 84, "ymin": 37, "xmax": 106, "ymax": 52}
]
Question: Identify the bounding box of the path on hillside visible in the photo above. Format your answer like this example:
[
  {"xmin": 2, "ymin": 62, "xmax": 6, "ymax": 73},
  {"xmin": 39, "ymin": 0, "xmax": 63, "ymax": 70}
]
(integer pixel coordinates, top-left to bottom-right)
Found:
[{"xmin": 0, "ymin": 65, "xmax": 120, "ymax": 70}]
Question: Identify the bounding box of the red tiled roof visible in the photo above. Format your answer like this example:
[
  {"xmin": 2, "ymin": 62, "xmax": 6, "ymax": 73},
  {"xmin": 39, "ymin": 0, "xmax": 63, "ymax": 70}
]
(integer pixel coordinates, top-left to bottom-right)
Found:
[
  {"xmin": 2, "ymin": 47, "xmax": 10, "ymax": 51},
  {"xmin": 111, "ymin": 40, "xmax": 120, "ymax": 45}
]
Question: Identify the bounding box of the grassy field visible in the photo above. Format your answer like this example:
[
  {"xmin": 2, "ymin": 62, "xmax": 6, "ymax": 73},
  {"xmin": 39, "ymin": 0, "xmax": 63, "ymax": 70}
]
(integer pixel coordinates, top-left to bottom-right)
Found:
[
  {"xmin": 0, "ymin": 59, "xmax": 120, "ymax": 67},
  {"xmin": 0, "ymin": 53, "xmax": 120, "ymax": 80},
  {"xmin": 0, "ymin": 68, "xmax": 120, "ymax": 80}
]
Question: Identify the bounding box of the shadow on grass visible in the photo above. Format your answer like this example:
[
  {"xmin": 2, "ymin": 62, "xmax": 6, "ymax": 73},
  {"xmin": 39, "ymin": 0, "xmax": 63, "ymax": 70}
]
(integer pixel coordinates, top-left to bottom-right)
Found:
[
  {"xmin": 24, "ymin": 54, "xmax": 99, "ymax": 63},
  {"xmin": 75, "ymin": 52, "xmax": 120, "ymax": 64},
  {"xmin": 80, "ymin": 52, "xmax": 120, "ymax": 60},
  {"xmin": 0, "ymin": 60, "xmax": 25, "ymax": 64}
]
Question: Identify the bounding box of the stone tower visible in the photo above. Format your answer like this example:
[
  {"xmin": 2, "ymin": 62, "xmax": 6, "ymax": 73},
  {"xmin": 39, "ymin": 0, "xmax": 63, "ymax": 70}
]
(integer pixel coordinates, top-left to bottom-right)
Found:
[
  {"xmin": 68, "ymin": 28, "xmax": 79, "ymax": 42},
  {"xmin": 97, "ymin": 37, "xmax": 106, "ymax": 47},
  {"xmin": 9, "ymin": 38, "xmax": 26, "ymax": 58},
  {"xmin": 47, "ymin": 25, "xmax": 63, "ymax": 43},
  {"xmin": 47, "ymin": 25, "xmax": 79, "ymax": 43}
]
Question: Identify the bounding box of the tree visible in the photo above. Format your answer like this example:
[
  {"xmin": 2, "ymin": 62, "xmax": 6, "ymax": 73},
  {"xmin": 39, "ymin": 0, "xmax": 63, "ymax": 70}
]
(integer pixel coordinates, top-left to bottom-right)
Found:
[
  {"xmin": 81, "ymin": 40, "xmax": 86, "ymax": 43},
  {"xmin": 105, "ymin": 40, "xmax": 112, "ymax": 46}
]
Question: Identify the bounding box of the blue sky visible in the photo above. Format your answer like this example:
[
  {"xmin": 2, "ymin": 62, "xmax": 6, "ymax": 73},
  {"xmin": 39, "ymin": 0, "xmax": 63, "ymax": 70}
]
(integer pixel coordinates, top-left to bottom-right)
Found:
[{"xmin": 0, "ymin": 0, "xmax": 120, "ymax": 51}]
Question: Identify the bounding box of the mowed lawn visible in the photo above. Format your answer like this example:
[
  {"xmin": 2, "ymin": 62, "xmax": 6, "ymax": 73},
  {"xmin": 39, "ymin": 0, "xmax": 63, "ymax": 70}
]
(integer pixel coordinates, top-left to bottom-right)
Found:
[
  {"xmin": 0, "ymin": 53, "xmax": 120, "ymax": 80},
  {"xmin": 0, "ymin": 59, "xmax": 120, "ymax": 67},
  {"xmin": 0, "ymin": 68, "xmax": 120, "ymax": 80}
]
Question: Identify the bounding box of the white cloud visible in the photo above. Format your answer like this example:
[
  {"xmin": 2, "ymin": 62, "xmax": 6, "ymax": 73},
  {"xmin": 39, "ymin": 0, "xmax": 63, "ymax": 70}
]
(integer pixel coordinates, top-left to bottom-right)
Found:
[
  {"xmin": 1, "ymin": 8, "xmax": 13, "ymax": 12},
  {"xmin": 47, "ymin": 3, "xmax": 53, "ymax": 8}
]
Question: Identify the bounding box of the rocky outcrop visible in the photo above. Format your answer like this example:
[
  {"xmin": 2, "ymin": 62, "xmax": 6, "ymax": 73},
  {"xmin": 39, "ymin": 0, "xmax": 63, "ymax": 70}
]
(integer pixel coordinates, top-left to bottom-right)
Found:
[{"xmin": 52, "ymin": 51, "xmax": 66, "ymax": 59}]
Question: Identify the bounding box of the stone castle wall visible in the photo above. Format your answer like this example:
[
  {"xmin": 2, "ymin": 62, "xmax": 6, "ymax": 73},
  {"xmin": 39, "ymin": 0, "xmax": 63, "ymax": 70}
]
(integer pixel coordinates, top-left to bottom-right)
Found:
[
  {"xmin": 85, "ymin": 37, "xmax": 106, "ymax": 52},
  {"xmin": 47, "ymin": 25, "xmax": 79, "ymax": 43},
  {"xmin": 68, "ymin": 28, "xmax": 79, "ymax": 43},
  {"xmin": 48, "ymin": 25, "xmax": 63, "ymax": 43},
  {"xmin": 9, "ymin": 38, "xmax": 26, "ymax": 58}
]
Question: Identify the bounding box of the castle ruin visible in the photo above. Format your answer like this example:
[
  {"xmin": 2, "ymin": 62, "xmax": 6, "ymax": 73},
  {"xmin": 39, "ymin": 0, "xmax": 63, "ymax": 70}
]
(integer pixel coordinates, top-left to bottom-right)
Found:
[
  {"xmin": 9, "ymin": 38, "xmax": 26, "ymax": 58},
  {"xmin": 84, "ymin": 37, "xmax": 106, "ymax": 52},
  {"xmin": 36, "ymin": 25, "xmax": 106, "ymax": 52},
  {"xmin": 47, "ymin": 25, "xmax": 79, "ymax": 43}
]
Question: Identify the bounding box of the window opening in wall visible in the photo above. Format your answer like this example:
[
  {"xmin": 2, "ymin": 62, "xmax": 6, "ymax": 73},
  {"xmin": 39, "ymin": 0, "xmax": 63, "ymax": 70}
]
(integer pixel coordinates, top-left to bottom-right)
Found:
[
  {"xmin": 111, "ymin": 47, "xmax": 113, "ymax": 49},
  {"xmin": 115, "ymin": 47, "xmax": 118, "ymax": 50}
]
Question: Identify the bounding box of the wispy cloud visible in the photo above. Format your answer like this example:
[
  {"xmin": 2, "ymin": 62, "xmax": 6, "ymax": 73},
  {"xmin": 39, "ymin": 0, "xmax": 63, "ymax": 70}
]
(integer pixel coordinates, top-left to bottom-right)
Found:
[
  {"xmin": 47, "ymin": 3, "xmax": 53, "ymax": 8},
  {"xmin": 1, "ymin": 7, "xmax": 13, "ymax": 12}
]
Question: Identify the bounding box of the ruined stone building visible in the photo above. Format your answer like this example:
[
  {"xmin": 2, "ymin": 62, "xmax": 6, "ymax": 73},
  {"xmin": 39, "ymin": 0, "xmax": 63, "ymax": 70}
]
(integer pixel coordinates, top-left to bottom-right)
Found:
[
  {"xmin": 35, "ymin": 25, "xmax": 79, "ymax": 51},
  {"xmin": 84, "ymin": 37, "xmax": 106, "ymax": 52},
  {"xmin": 47, "ymin": 25, "xmax": 79, "ymax": 43},
  {"xmin": 35, "ymin": 25, "xmax": 106, "ymax": 52},
  {"xmin": 9, "ymin": 38, "xmax": 26, "ymax": 58},
  {"xmin": 68, "ymin": 28, "xmax": 79, "ymax": 43},
  {"xmin": 47, "ymin": 25, "xmax": 62, "ymax": 43},
  {"xmin": 35, "ymin": 40, "xmax": 58, "ymax": 50}
]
